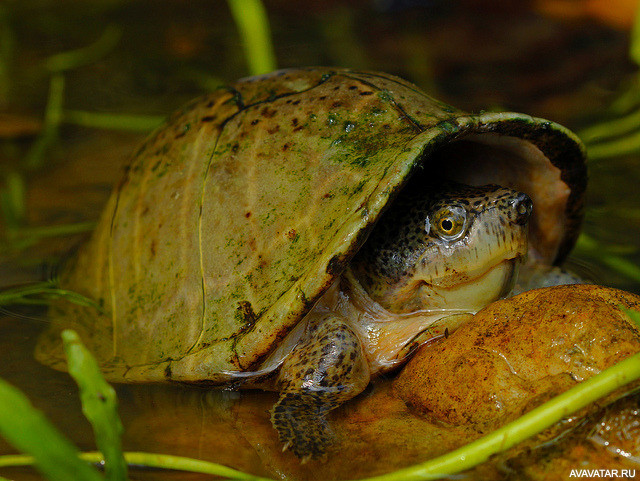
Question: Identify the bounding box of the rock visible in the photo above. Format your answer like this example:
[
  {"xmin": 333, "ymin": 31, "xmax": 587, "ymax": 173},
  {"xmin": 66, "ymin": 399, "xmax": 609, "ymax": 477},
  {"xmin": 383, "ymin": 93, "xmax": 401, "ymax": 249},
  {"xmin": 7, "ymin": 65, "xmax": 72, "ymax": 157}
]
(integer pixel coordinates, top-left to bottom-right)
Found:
[{"xmin": 394, "ymin": 284, "xmax": 640, "ymax": 430}]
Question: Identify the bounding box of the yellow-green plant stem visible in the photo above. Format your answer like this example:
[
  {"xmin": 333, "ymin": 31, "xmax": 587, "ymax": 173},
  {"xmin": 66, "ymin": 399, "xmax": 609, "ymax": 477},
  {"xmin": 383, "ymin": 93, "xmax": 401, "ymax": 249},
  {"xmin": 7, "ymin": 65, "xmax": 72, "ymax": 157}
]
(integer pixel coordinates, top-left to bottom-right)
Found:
[
  {"xmin": 0, "ymin": 452, "xmax": 271, "ymax": 481},
  {"xmin": 63, "ymin": 110, "xmax": 164, "ymax": 132},
  {"xmin": 45, "ymin": 25, "xmax": 122, "ymax": 73},
  {"xmin": 1, "ymin": 351, "xmax": 639, "ymax": 480},
  {"xmin": 24, "ymin": 74, "xmax": 65, "ymax": 170},
  {"xmin": 0, "ymin": 171, "xmax": 25, "ymax": 231},
  {"xmin": 358, "ymin": 351, "xmax": 640, "ymax": 481},
  {"xmin": 63, "ymin": 331, "xmax": 128, "ymax": 481},
  {"xmin": 0, "ymin": 281, "xmax": 99, "ymax": 310},
  {"xmin": 574, "ymin": 234, "xmax": 640, "ymax": 282},
  {"xmin": 579, "ymin": 108, "xmax": 640, "ymax": 144},
  {"xmin": 227, "ymin": 0, "xmax": 276, "ymax": 75},
  {"xmin": 584, "ymin": 128, "xmax": 640, "ymax": 161},
  {"xmin": 7, "ymin": 221, "xmax": 95, "ymax": 241}
]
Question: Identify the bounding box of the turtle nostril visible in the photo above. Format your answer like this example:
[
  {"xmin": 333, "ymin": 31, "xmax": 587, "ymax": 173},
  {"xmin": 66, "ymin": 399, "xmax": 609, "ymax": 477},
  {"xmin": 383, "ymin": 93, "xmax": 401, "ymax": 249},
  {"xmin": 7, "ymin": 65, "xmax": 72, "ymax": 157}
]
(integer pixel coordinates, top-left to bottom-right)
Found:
[{"xmin": 512, "ymin": 193, "xmax": 533, "ymax": 225}]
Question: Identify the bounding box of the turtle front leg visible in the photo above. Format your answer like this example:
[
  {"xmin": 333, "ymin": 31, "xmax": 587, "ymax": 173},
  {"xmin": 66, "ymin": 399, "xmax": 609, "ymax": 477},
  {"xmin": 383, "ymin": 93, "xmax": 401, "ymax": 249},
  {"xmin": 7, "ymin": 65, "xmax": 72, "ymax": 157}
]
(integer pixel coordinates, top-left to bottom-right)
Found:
[{"xmin": 271, "ymin": 309, "xmax": 370, "ymax": 460}]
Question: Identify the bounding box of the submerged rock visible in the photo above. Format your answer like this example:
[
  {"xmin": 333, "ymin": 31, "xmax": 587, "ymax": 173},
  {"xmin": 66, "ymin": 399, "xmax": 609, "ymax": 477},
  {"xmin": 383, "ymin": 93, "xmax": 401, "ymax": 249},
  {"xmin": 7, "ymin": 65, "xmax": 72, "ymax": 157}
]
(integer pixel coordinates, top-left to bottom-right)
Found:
[{"xmin": 395, "ymin": 284, "xmax": 640, "ymax": 429}]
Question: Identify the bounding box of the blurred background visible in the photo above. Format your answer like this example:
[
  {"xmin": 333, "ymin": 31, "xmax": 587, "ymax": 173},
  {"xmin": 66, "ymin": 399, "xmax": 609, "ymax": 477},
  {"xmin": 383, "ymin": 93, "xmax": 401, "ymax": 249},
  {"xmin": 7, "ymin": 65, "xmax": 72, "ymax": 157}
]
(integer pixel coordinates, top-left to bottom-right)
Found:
[
  {"xmin": 1, "ymin": 0, "xmax": 640, "ymax": 293},
  {"xmin": 1, "ymin": 1, "xmax": 640, "ymax": 479}
]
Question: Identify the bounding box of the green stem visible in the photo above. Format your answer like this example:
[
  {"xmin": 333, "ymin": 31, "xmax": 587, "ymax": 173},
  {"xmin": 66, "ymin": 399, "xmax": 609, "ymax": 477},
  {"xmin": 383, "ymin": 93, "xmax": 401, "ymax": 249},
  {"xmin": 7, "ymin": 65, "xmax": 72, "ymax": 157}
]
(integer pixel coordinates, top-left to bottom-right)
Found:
[
  {"xmin": 356, "ymin": 351, "xmax": 640, "ymax": 481},
  {"xmin": 227, "ymin": 0, "xmax": 277, "ymax": 75},
  {"xmin": 24, "ymin": 74, "xmax": 65, "ymax": 170},
  {"xmin": 583, "ymin": 126, "xmax": 640, "ymax": 161},
  {"xmin": 0, "ymin": 451, "xmax": 272, "ymax": 481},
  {"xmin": 0, "ymin": 171, "xmax": 26, "ymax": 231},
  {"xmin": 7, "ymin": 221, "xmax": 95, "ymax": 240},
  {"xmin": 0, "ymin": 282, "xmax": 99, "ymax": 310},
  {"xmin": 574, "ymin": 234, "xmax": 640, "ymax": 282},
  {"xmin": 63, "ymin": 110, "xmax": 164, "ymax": 132},
  {"xmin": 579, "ymin": 108, "xmax": 640, "ymax": 144},
  {"xmin": 1, "ymin": 351, "xmax": 639, "ymax": 480},
  {"xmin": 45, "ymin": 25, "xmax": 122, "ymax": 73}
]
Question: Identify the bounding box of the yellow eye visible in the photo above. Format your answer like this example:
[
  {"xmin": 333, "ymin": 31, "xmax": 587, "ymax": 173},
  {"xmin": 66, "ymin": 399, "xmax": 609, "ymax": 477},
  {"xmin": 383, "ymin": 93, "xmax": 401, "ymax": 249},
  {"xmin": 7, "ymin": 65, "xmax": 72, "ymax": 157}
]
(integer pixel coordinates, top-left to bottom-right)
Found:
[{"xmin": 431, "ymin": 205, "xmax": 467, "ymax": 241}]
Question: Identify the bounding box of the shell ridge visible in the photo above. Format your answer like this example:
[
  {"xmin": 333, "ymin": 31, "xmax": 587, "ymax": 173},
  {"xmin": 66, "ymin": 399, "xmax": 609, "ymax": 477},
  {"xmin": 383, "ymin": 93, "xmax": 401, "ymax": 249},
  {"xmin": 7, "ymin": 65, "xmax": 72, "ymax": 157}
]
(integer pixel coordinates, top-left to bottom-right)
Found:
[
  {"xmin": 340, "ymin": 73, "xmax": 424, "ymax": 133},
  {"xmin": 218, "ymin": 71, "xmax": 336, "ymax": 127},
  {"xmin": 343, "ymin": 69, "xmax": 427, "ymax": 98},
  {"xmin": 188, "ymin": 126, "xmax": 226, "ymax": 358},
  {"xmin": 108, "ymin": 175, "xmax": 123, "ymax": 359}
]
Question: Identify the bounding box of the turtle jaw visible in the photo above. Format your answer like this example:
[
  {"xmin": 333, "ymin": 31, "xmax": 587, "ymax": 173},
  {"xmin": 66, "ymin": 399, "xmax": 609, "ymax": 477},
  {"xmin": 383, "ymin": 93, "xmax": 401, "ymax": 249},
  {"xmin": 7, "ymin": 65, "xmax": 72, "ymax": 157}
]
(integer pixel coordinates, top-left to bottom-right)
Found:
[{"xmin": 421, "ymin": 255, "xmax": 523, "ymax": 313}]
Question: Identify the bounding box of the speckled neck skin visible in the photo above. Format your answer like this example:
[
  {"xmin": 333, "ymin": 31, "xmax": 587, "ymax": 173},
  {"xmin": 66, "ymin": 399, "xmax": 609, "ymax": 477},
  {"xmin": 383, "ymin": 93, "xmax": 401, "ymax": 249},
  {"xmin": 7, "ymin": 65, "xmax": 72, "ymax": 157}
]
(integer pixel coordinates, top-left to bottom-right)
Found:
[{"xmin": 350, "ymin": 179, "xmax": 532, "ymax": 313}]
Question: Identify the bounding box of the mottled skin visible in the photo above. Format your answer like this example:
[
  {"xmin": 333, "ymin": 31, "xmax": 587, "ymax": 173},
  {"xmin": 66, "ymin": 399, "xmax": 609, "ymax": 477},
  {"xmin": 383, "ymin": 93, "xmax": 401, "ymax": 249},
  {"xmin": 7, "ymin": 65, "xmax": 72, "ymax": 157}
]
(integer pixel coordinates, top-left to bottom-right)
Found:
[{"xmin": 267, "ymin": 180, "xmax": 532, "ymax": 459}]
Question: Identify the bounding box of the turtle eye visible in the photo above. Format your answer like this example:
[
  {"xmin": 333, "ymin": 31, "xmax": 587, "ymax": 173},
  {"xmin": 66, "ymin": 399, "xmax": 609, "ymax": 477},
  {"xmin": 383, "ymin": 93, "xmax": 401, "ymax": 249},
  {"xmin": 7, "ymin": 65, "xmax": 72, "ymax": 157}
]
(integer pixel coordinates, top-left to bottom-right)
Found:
[{"xmin": 431, "ymin": 205, "xmax": 467, "ymax": 241}]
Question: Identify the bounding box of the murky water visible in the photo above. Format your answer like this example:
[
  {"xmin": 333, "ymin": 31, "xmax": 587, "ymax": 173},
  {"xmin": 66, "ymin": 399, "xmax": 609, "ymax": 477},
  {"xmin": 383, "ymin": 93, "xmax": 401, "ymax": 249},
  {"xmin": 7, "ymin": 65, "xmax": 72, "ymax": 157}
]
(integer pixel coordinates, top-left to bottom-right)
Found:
[{"xmin": 2, "ymin": 1, "xmax": 640, "ymax": 479}]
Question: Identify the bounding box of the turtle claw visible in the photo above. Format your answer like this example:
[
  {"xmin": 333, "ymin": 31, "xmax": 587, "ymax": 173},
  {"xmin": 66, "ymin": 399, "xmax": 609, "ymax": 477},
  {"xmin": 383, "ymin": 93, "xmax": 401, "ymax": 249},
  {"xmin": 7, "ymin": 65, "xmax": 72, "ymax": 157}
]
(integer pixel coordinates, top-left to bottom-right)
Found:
[{"xmin": 271, "ymin": 391, "xmax": 333, "ymax": 460}]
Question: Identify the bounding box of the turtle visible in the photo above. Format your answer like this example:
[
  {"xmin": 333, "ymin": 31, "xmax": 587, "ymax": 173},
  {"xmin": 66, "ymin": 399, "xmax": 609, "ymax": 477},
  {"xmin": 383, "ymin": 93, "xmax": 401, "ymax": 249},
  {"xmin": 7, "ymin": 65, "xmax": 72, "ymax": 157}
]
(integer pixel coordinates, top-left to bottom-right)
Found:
[{"xmin": 36, "ymin": 67, "xmax": 587, "ymax": 459}]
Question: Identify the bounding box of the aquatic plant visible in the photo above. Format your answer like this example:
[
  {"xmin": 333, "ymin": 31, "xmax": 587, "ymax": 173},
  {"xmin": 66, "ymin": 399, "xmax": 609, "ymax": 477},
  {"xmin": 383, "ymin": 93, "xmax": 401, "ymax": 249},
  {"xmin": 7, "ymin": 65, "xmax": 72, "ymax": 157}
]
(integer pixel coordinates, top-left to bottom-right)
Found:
[{"xmin": 0, "ymin": 323, "xmax": 639, "ymax": 480}]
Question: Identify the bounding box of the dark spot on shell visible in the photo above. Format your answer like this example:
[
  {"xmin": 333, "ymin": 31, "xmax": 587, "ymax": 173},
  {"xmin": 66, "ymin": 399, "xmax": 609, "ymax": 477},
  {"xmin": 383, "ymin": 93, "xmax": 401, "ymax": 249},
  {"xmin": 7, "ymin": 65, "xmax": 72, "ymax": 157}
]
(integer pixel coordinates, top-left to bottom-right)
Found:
[
  {"xmin": 151, "ymin": 159, "xmax": 163, "ymax": 172},
  {"xmin": 251, "ymin": 119, "xmax": 260, "ymax": 125},
  {"xmin": 245, "ymin": 211, "xmax": 252, "ymax": 218},
  {"xmin": 282, "ymin": 142, "xmax": 291, "ymax": 152},
  {"xmin": 319, "ymin": 96, "xmax": 327, "ymax": 100},
  {"xmin": 150, "ymin": 240, "xmax": 157, "ymax": 257},
  {"xmin": 292, "ymin": 99, "xmax": 301, "ymax": 105},
  {"xmin": 236, "ymin": 300, "xmax": 257, "ymax": 327},
  {"xmin": 331, "ymin": 101, "xmax": 343, "ymax": 108},
  {"xmin": 286, "ymin": 228, "xmax": 297, "ymax": 239},
  {"xmin": 164, "ymin": 364, "xmax": 172, "ymax": 378},
  {"xmin": 326, "ymin": 255, "xmax": 346, "ymax": 277},
  {"xmin": 206, "ymin": 100, "xmax": 215, "ymax": 108},
  {"xmin": 360, "ymin": 91, "xmax": 373, "ymax": 96},
  {"xmin": 261, "ymin": 107, "xmax": 276, "ymax": 118},
  {"xmin": 348, "ymin": 85, "xmax": 358, "ymax": 90},
  {"xmin": 175, "ymin": 123, "xmax": 190, "ymax": 139},
  {"xmin": 201, "ymin": 115, "xmax": 215, "ymax": 122},
  {"xmin": 231, "ymin": 142, "xmax": 240, "ymax": 153},
  {"xmin": 292, "ymin": 118, "xmax": 299, "ymax": 126}
]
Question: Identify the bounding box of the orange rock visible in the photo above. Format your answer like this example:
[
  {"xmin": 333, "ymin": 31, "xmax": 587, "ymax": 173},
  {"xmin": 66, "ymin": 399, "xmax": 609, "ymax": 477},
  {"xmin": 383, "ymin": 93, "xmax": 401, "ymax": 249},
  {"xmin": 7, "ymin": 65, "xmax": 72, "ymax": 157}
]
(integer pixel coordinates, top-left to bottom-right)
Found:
[{"xmin": 394, "ymin": 284, "xmax": 640, "ymax": 429}]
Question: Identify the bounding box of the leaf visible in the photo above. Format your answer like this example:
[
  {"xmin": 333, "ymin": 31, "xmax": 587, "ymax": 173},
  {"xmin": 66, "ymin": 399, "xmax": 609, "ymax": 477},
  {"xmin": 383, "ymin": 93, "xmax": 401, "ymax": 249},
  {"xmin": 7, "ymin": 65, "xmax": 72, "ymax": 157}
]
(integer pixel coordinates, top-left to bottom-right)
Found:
[
  {"xmin": 62, "ymin": 330, "xmax": 128, "ymax": 481},
  {"xmin": 0, "ymin": 281, "xmax": 100, "ymax": 310},
  {"xmin": 227, "ymin": 0, "xmax": 276, "ymax": 75},
  {"xmin": 0, "ymin": 378, "xmax": 102, "ymax": 481}
]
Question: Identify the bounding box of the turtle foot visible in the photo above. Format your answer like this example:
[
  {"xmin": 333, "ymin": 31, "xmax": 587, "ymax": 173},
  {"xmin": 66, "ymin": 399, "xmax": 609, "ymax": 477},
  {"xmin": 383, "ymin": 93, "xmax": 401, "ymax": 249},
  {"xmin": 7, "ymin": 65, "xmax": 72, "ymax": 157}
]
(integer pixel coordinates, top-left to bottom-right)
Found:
[{"xmin": 271, "ymin": 391, "xmax": 333, "ymax": 460}]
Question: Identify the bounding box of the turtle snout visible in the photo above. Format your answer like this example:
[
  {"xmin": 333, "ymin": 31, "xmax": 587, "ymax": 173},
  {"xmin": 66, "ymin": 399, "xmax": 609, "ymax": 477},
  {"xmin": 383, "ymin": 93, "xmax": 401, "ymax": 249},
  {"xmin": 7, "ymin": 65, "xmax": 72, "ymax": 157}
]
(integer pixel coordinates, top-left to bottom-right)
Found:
[{"xmin": 511, "ymin": 192, "xmax": 533, "ymax": 225}]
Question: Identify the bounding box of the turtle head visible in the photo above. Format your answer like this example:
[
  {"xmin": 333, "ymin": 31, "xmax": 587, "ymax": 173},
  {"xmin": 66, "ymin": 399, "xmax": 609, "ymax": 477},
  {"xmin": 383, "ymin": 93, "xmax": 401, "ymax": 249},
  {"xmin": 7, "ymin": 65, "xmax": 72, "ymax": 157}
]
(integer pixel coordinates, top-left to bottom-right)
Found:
[{"xmin": 350, "ymin": 180, "xmax": 532, "ymax": 314}]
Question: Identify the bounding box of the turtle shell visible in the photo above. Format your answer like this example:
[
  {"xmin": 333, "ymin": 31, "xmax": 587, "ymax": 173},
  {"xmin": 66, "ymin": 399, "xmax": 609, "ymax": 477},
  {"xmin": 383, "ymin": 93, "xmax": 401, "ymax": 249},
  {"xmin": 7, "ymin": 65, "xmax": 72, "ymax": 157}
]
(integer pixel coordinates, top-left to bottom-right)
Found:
[{"xmin": 36, "ymin": 67, "xmax": 587, "ymax": 382}]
